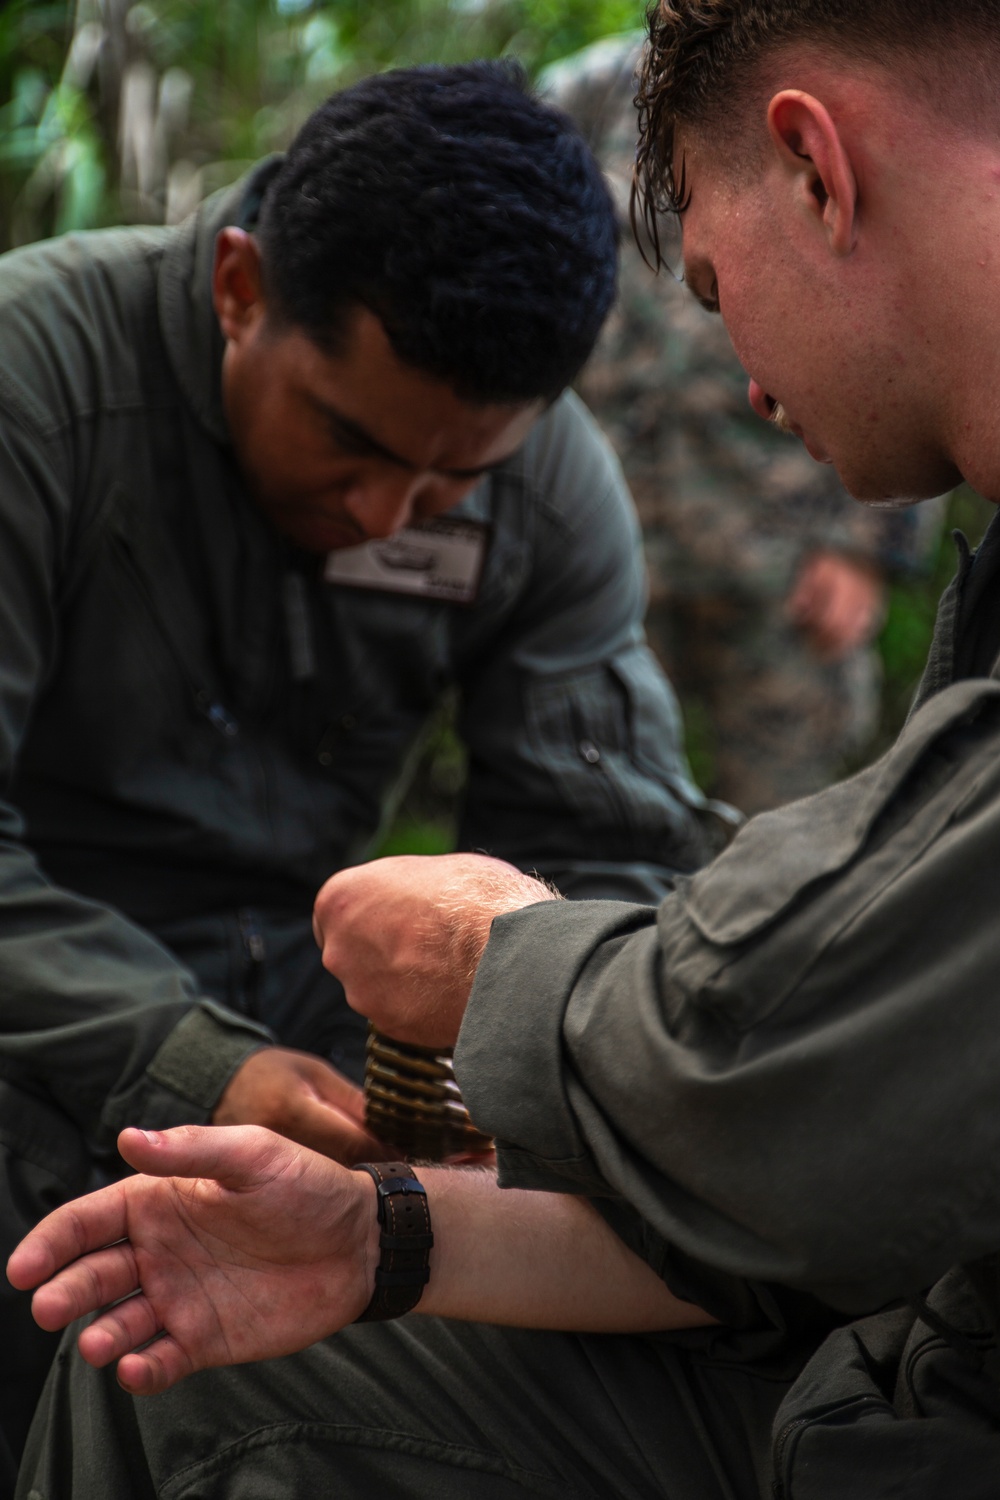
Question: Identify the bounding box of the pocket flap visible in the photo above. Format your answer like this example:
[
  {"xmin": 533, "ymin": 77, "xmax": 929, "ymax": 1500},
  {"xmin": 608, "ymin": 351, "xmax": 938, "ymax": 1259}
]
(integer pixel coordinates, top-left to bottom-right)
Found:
[{"xmin": 685, "ymin": 678, "xmax": 1000, "ymax": 946}]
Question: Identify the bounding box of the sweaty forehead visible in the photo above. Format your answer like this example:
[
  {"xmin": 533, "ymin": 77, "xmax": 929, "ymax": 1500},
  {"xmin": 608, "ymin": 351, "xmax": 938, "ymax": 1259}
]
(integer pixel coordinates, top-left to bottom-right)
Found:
[
  {"xmin": 671, "ymin": 123, "xmax": 747, "ymax": 233},
  {"xmin": 673, "ymin": 103, "xmax": 771, "ymax": 200}
]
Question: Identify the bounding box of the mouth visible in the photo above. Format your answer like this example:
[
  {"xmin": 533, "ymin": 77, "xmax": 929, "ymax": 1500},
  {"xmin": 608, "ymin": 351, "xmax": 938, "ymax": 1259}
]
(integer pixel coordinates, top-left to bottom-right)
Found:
[
  {"xmin": 261, "ymin": 499, "xmax": 370, "ymax": 554},
  {"xmin": 748, "ymin": 380, "xmax": 834, "ymax": 463},
  {"xmin": 770, "ymin": 401, "xmax": 833, "ymax": 465}
]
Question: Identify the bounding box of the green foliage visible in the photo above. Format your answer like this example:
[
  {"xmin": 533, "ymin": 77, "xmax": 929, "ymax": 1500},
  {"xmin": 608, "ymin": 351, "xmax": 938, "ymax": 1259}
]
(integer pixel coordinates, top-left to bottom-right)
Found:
[
  {"xmin": 0, "ymin": 0, "xmax": 645, "ymax": 247},
  {"xmin": 0, "ymin": 2, "xmax": 98, "ymax": 243},
  {"xmin": 374, "ymin": 698, "xmax": 467, "ymax": 858},
  {"xmin": 375, "ymin": 816, "xmax": 457, "ymax": 858},
  {"xmin": 873, "ymin": 485, "xmax": 995, "ymax": 752}
]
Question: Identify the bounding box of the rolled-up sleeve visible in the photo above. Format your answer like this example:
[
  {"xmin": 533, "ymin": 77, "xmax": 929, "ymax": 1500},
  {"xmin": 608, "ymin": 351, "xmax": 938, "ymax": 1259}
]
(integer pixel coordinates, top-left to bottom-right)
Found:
[{"xmin": 457, "ymin": 677, "xmax": 1000, "ymax": 1314}]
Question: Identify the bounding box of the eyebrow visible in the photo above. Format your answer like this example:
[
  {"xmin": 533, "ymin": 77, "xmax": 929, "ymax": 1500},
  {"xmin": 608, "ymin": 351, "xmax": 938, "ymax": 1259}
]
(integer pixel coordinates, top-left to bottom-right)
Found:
[{"xmin": 317, "ymin": 400, "xmax": 515, "ymax": 481}]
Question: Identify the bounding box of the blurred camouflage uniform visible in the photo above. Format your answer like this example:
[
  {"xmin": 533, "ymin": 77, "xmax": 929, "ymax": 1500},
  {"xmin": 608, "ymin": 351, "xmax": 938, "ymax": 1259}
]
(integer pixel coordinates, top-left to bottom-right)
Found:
[{"xmin": 546, "ymin": 38, "xmax": 945, "ymax": 814}]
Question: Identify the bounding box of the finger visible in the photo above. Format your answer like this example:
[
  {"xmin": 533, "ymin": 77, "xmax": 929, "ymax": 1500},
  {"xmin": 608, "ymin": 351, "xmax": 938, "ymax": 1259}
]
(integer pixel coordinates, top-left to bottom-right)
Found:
[
  {"xmin": 313, "ymin": 866, "xmax": 347, "ymax": 909},
  {"xmin": 292, "ymin": 1097, "xmax": 389, "ymax": 1164},
  {"xmin": 116, "ymin": 1123, "xmax": 286, "ymax": 1186},
  {"xmin": 7, "ymin": 1182, "xmax": 128, "ymax": 1291},
  {"xmin": 312, "ymin": 866, "xmax": 362, "ymax": 949},
  {"xmin": 304, "ymin": 1063, "xmax": 368, "ymax": 1123},
  {"xmin": 115, "ymin": 1334, "xmax": 195, "ymax": 1396},
  {"xmin": 29, "ymin": 1241, "xmax": 139, "ymax": 1332},
  {"xmin": 77, "ymin": 1292, "xmax": 162, "ymax": 1369}
]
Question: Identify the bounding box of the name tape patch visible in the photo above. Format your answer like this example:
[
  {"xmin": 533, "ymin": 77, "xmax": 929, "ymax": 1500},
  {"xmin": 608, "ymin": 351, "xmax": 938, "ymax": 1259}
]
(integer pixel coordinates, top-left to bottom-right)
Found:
[{"xmin": 324, "ymin": 517, "xmax": 489, "ymax": 605}]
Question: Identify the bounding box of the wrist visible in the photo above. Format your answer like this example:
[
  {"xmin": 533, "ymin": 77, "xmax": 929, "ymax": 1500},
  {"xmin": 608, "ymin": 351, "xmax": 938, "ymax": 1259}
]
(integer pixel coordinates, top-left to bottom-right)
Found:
[
  {"xmin": 350, "ymin": 1162, "xmax": 433, "ymax": 1322},
  {"xmin": 352, "ymin": 1167, "xmax": 381, "ymax": 1316},
  {"xmin": 211, "ymin": 1045, "xmax": 277, "ymax": 1127}
]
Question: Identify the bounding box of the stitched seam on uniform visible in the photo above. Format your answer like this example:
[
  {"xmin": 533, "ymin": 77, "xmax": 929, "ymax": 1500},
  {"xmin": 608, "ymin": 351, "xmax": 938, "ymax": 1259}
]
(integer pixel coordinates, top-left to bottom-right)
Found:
[
  {"xmin": 530, "ymin": 477, "xmax": 618, "ymax": 539},
  {"xmin": 0, "ymin": 388, "xmax": 182, "ymax": 449},
  {"xmin": 763, "ymin": 753, "xmax": 1000, "ymax": 1030},
  {"xmin": 0, "ymin": 1121, "xmax": 84, "ymax": 1181},
  {"xmin": 156, "ymin": 1421, "xmax": 565, "ymax": 1499},
  {"xmin": 0, "ymin": 369, "xmax": 58, "ymax": 438},
  {"xmin": 0, "ymin": 246, "xmax": 171, "ymax": 440}
]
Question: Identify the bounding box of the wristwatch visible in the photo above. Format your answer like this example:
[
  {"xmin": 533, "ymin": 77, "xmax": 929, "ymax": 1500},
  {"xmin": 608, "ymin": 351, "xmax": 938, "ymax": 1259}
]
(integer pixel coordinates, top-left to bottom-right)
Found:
[{"xmin": 352, "ymin": 1161, "xmax": 433, "ymax": 1322}]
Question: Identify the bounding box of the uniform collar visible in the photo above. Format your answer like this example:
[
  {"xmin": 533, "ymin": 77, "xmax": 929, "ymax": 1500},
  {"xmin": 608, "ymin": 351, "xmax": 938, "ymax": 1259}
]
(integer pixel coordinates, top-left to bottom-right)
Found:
[
  {"xmin": 909, "ymin": 503, "xmax": 1000, "ymax": 717},
  {"xmin": 157, "ymin": 158, "xmax": 282, "ymax": 448}
]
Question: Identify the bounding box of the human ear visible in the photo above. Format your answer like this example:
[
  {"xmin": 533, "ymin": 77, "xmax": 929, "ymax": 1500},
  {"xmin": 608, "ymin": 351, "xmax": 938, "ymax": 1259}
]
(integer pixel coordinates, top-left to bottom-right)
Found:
[
  {"xmin": 766, "ymin": 90, "xmax": 858, "ymax": 255},
  {"xmin": 211, "ymin": 227, "xmax": 265, "ymax": 342}
]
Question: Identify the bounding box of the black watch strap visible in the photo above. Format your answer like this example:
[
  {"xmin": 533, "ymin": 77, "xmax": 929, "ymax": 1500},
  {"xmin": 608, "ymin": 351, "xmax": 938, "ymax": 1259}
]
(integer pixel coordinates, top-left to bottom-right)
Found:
[{"xmin": 352, "ymin": 1161, "xmax": 433, "ymax": 1323}]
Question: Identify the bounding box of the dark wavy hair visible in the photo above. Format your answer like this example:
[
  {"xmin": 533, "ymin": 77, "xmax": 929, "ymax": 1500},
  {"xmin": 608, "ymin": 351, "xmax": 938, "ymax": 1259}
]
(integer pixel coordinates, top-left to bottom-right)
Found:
[
  {"xmin": 633, "ymin": 0, "xmax": 1000, "ymax": 262},
  {"xmin": 256, "ymin": 61, "xmax": 618, "ymax": 405}
]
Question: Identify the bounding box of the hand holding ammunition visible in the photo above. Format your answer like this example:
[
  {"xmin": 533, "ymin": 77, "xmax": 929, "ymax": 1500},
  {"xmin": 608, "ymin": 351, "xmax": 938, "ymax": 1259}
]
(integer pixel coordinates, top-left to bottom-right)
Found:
[{"xmin": 313, "ymin": 853, "xmax": 558, "ymax": 1048}]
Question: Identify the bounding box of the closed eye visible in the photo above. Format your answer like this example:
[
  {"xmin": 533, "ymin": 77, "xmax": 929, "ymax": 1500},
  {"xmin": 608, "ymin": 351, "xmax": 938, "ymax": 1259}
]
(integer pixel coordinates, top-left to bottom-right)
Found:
[{"xmin": 682, "ymin": 264, "xmax": 720, "ymax": 316}]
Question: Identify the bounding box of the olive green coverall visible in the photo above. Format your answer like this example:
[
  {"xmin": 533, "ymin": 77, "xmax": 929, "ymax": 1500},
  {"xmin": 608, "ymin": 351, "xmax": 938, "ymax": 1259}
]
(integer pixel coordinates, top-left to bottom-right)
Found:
[
  {"xmin": 20, "ymin": 520, "xmax": 1000, "ymax": 1498},
  {"xmin": 0, "ymin": 168, "xmax": 713, "ymax": 1483}
]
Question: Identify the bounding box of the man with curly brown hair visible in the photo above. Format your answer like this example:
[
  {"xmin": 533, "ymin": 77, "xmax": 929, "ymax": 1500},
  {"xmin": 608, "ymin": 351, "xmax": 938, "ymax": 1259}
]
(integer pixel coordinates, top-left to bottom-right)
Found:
[
  {"xmin": 12, "ymin": 5, "xmax": 1000, "ymax": 1497},
  {"xmin": 547, "ymin": 32, "xmax": 948, "ymax": 817}
]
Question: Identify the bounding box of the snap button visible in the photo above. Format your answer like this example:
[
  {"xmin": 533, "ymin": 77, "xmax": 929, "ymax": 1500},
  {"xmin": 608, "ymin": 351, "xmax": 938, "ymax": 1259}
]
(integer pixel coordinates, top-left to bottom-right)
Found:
[{"xmin": 578, "ymin": 739, "xmax": 601, "ymax": 765}]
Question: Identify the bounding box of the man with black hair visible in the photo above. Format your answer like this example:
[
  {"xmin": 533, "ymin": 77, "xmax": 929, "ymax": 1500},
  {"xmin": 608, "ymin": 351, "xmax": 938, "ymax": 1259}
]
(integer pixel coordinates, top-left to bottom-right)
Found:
[
  {"xmin": 0, "ymin": 61, "xmax": 715, "ymax": 1486},
  {"xmin": 14, "ymin": 4, "xmax": 1000, "ymax": 1498}
]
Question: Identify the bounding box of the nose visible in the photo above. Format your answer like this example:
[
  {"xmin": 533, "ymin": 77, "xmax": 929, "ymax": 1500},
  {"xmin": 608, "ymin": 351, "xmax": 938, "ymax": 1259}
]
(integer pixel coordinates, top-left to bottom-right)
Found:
[
  {"xmin": 341, "ymin": 473, "xmax": 422, "ymax": 541},
  {"xmin": 748, "ymin": 379, "xmax": 777, "ymax": 422}
]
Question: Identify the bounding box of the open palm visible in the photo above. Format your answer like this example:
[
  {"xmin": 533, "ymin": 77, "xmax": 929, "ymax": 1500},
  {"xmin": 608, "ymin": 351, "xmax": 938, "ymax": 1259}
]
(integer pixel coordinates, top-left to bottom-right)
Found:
[{"xmin": 6, "ymin": 1125, "xmax": 376, "ymax": 1395}]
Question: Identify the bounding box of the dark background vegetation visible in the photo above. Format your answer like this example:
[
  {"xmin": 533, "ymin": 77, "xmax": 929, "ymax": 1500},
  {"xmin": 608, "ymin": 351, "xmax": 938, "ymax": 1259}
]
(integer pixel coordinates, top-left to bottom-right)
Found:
[{"xmin": 0, "ymin": 0, "xmax": 990, "ymax": 849}]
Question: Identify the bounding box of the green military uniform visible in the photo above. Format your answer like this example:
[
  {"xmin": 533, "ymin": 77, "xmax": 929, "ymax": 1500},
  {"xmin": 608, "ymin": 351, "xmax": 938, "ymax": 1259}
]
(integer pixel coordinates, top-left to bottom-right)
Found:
[
  {"xmin": 0, "ymin": 167, "xmax": 714, "ymax": 1482},
  {"xmin": 22, "ymin": 515, "xmax": 1000, "ymax": 1496},
  {"xmin": 546, "ymin": 37, "xmax": 945, "ymax": 814}
]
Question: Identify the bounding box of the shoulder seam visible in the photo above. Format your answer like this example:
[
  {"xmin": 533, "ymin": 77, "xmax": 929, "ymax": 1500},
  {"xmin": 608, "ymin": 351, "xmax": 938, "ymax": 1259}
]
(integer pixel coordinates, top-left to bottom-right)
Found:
[
  {"xmin": 0, "ymin": 364, "xmax": 60, "ymax": 440},
  {"xmin": 531, "ymin": 476, "xmax": 622, "ymax": 540}
]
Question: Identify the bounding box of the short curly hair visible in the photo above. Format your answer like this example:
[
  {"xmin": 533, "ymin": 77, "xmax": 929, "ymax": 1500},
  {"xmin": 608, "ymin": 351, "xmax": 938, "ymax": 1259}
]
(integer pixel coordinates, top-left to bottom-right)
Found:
[
  {"xmin": 256, "ymin": 61, "xmax": 618, "ymax": 406},
  {"xmin": 633, "ymin": 0, "xmax": 1000, "ymax": 259}
]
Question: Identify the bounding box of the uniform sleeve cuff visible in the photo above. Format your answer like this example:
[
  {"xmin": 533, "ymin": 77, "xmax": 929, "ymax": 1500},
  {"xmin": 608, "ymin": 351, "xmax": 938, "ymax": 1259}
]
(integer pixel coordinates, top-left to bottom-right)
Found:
[
  {"xmin": 454, "ymin": 899, "xmax": 652, "ymax": 1184},
  {"xmin": 100, "ymin": 1002, "xmax": 273, "ymax": 1137}
]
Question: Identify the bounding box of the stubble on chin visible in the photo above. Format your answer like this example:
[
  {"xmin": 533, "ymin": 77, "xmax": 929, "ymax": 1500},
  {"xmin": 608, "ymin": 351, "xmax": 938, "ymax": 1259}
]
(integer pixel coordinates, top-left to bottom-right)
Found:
[{"xmin": 862, "ymin": 494, "xmax": 927, "ymax": 510}]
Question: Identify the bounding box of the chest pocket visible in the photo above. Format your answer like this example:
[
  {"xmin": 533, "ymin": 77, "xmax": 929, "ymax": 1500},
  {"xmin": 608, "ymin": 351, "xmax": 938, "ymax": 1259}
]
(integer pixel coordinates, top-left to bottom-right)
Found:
[
  {"xmin": 107, "ymin": 483, "xmax": 219, "ymax": 694},
  {"xmin": 675, "ymin": 678, "xmax": 1000, "ymax": 1026},
  {"xmin": 47, "ymin": 481, "xmax": 234, "ymax": 782}
]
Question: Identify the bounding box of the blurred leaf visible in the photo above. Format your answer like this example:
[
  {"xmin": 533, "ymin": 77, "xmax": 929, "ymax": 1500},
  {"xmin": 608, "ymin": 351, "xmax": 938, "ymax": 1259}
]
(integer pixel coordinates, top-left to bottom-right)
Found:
[
  {"xmin": 375, "ymin": 817, "xmax": 456, "ymax": 858},
  {"xmin": 869, "ymin": 485, "xmax": 995, "ymax": 757}
]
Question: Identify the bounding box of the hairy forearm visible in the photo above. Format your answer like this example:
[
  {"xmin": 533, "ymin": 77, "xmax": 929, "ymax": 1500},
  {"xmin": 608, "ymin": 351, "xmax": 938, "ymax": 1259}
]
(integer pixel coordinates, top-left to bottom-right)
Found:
[
  {"xmin": 9, "ymin": 1130, "xmax": 713, "ymax": 1396},
  {"xmin": 413, "ymin": 1167, "xmax": 712, "ymax": 1333}
]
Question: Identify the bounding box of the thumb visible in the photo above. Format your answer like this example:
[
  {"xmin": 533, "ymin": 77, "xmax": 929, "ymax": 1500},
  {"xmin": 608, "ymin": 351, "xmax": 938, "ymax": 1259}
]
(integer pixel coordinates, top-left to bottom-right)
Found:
[
  {"xmin": 281, "ymin": 1098, "xmax": 390, "ymax": 1164},
  {"xmin": 117, "ymin": 1123, "xmax": 286, "ymax": 1186},
  {"xmin": 299, "ymin": 1058, "xmax": 369, "ymax": 1123}
]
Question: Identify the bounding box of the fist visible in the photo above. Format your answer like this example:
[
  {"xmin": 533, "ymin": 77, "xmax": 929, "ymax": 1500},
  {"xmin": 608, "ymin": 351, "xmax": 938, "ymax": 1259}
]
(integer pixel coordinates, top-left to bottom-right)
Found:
[{"xmin": 313, "ymin": 853, "xmax": 557, "ymax": 1047}]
